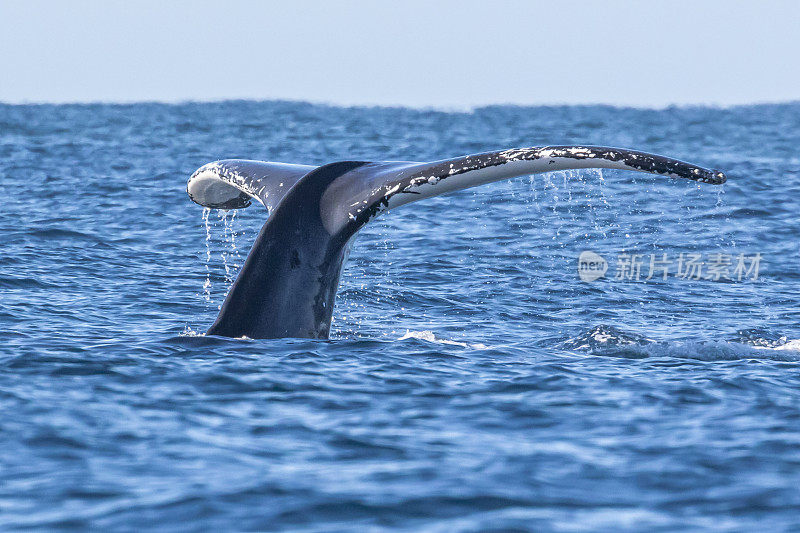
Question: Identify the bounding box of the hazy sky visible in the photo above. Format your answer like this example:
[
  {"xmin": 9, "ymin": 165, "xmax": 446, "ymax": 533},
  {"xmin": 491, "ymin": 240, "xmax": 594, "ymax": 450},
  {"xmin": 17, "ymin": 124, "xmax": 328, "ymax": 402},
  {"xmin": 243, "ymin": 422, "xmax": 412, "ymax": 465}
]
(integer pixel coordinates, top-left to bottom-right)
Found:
[{"xmin": 2, "ymin": 0, "xmax": 798, "ymax": 108}]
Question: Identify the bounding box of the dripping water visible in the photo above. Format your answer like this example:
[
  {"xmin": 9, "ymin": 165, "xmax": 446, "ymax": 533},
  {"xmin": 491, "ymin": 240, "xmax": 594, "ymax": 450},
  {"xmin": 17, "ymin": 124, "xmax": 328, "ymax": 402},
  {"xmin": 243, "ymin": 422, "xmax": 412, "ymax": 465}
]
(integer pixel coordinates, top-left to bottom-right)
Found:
[
  {"xmin": 201, "ymin": 208, "xmax": 213, "ymax": 306},
  {"xmin": 200, "ymin": 208, "xmax": 243, "ymax": 312}
]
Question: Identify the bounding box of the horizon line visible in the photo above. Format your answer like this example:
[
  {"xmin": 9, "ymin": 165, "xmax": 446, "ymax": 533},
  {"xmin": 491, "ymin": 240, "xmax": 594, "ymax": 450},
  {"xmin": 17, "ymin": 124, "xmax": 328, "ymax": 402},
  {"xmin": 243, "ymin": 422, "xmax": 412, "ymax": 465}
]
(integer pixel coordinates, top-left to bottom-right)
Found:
[{"xmin": 1, "ymin": 97, "xmax": 799, "ymax": 112}]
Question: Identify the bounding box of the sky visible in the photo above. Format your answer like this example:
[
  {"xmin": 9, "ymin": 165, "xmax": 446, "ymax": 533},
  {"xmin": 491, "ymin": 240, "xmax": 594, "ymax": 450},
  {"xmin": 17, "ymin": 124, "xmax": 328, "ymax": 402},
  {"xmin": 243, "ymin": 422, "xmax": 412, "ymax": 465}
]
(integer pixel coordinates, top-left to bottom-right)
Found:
[{"xmin": 1, "ymin": 0, "xmax": 799, "ymax": 108}]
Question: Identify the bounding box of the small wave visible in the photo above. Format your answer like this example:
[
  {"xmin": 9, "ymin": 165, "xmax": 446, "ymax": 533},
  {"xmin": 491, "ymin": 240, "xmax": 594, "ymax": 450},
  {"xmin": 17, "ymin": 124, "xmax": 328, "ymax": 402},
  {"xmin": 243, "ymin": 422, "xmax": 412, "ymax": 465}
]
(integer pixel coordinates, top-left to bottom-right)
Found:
[
  {"xmin": 563, "ymin": 324, "xmax": 653, "ymax": 351},
  {"xmin": 25, "ymin": 227, "xmax": 104, "ymax": 243},
  {"xmin": 643, "ymin": 340, "xmax": 800, "ymax": 361},
  {"xmin": 398, "ymin": 330, "xmax": 488, "ymax": 349},
  {"xmin": 731, "ymin": 328, "xmax": 788, "ymax": 348},
  {"xmin": 0, "ymin": 276, "xmax": 56, "ymax": 289},
  {"xmin": 565, "ymin": 325, "xmax": 800, "ymax": 361},
  {"xmin": 754, "ymin": 339, "xmax": 800, "ymax": 352}
]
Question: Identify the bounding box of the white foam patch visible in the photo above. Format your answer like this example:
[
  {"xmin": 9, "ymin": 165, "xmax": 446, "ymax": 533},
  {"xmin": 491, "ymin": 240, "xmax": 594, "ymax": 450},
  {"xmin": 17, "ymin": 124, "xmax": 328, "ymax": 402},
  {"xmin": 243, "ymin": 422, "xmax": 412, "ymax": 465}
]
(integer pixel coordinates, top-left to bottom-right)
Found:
[
  {"xmin": 398, "ymin": 330, "xmax": 488, "ymax": 349},
  {"xmin": 755, "ymin": 339, "xmax": 800, "ymax": 352},
  {"xmin": 181, "ymin": 325, "xmax": 204, "ymax": 337},
  {"xmin": 565, "ymin": 326, "xmax": 800, "ymax": 361}
]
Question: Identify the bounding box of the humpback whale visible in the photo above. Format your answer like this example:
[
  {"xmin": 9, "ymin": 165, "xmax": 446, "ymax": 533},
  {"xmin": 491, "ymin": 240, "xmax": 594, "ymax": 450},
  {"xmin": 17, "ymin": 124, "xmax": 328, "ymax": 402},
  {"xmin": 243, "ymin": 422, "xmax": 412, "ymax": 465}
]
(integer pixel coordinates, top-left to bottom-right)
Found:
[{"xmin": 187, "ymin": 146, "xmax": 726, "ymax": 339}]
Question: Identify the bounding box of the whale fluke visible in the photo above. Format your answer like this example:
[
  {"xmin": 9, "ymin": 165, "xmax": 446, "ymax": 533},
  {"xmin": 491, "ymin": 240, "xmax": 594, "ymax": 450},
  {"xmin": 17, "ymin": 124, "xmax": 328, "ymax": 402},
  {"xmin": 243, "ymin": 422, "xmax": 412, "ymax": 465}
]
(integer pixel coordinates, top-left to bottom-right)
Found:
[
  {"xmin": 187, "ymin": 146, "xmax": 726, "ymax": 339},
  {"xmin": 188, "ymin": 160, "xmax": 315, "ymax": 210}
]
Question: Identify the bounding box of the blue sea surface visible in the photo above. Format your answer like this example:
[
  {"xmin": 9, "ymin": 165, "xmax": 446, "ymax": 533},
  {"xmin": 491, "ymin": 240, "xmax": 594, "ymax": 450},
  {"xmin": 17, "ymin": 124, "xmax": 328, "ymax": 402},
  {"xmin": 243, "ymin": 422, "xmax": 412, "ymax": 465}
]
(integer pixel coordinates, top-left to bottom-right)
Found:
[{"xmin": 2, "ymin": 101, "xmax": 800, "ymax": 531}]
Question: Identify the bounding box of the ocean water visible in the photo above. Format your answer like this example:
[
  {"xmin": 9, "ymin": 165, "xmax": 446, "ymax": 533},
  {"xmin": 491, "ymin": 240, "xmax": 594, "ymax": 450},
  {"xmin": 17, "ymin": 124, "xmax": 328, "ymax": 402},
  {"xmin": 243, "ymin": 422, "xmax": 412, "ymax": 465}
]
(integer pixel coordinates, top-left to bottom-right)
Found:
[{"xmin": 2, "ymin": 101, "xmax": 800, "ymax": 531}]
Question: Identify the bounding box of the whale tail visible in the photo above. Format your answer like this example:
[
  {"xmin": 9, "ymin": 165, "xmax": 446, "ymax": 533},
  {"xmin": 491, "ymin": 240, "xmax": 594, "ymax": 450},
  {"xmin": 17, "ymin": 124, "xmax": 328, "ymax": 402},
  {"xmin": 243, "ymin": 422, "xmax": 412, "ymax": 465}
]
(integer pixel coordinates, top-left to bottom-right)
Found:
[{"xmin": 187, "ymin": 146, "xmax": 726, "ymax": 339}]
